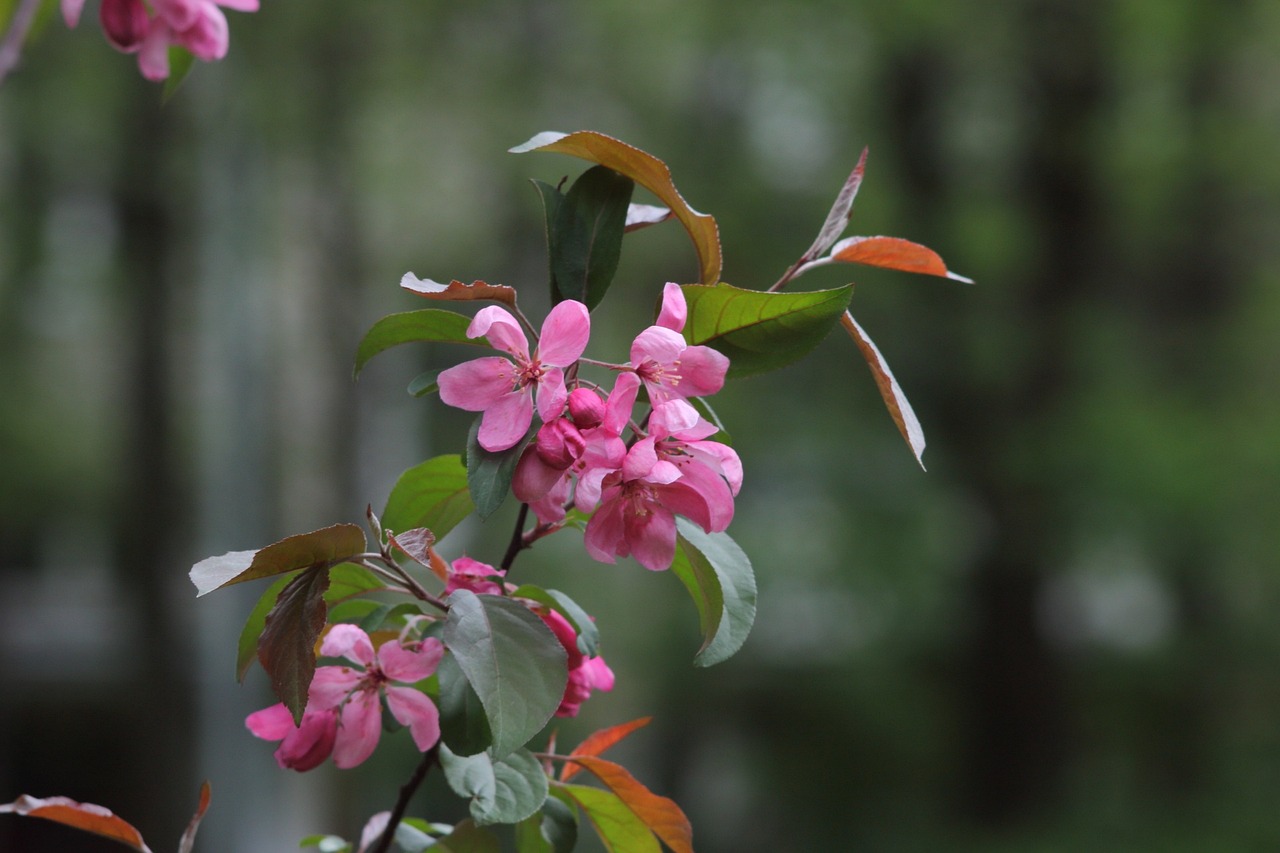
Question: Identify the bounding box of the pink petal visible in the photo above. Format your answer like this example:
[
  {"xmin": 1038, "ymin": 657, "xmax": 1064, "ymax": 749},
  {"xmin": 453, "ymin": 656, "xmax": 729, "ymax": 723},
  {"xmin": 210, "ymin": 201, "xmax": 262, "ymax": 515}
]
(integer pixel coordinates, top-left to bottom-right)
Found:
[
  {"xmin": 621, "ymin": 438, "xmax": 659, "ymax": 482},
  {"xmin": 513, "ymin": 447, "xmax": 566, "ymax": 504},
  {"xmin": 574, "ymin": 468, "xmax": 612, "ymax": 512},
  {"xmin": 541, "ymin": 610, "xmax": 585, "ymax": 667},
  {"xmin": 175, "ymin": 3, "xmax": 228, "ymax": 61},
  {"xmin": 537, "ymin": 300, "xmax": 590, "ymax": 366},
  {"xmin": 526, "ymin": 473, "xmax": 571, "ymax": 525},
  {"xmin": 308, "ymin": 666, "xmax": 363, "ymax": 710},
  {"xmin": 688, "ymin": 441, "xmax": 743, "ymax": 495},
  {"xmin": 155, "ymin": 0, "xmax": 200, "ymax": 30},
  {"xmin": 535, "ymin": 367, "xmax": 568, "ymax": 422},
  {"xmin": 245, "ymin": 702, "xmax": 295, "ymax": 740},
  {"xmin": 136, "ymin": 22, "xmax": 170, "ymax": 79},
  {"xmin": 333, "ymin": 689, "xmax": 382, "ymax": 769},
  {"xmin": 378, "ymin": 637, "xmax": 444, "ymax": 683},
  {"xmin": 100, "ymin": 0, "xmax": 151, "ymax": 52},
  {"xmin": 630, "ymin": 326, "xmax": 685, "ymax": 366},
  {"xmin": 469, "ymin": 306, "xmax": 528, "ymax": 359},
  {"xmin": 320, "ymin": 624, "xmax": 376, "ymax": 666},
  {"xmin": 626, "ymin": 504, "xmax": 678, "ymax": 571},
  {"xmin": 567, "ymin": 388, "xmax": 605, "ymax": 428},
  {"xmin": 583, "ymin": 498, "xmax": 627, "ymax": 564},
  {"xmin": 477, "ymin": 389, "xmax": 533, "ymax": 451},
  {"xmin": 61, "ymin": 0, "xmax": 86, "ymax": 27},
  {"xmin": 216, "ymin": 0, "xmax": 258, "ymax": 9},
  {"xmin": 275, "ymin": 709, "xmax": 338, "ymax": 772},
  {"xmin": 650, "ymin": 400, "xmax": 701, "ymax": 437},
  {"xmin": 437, "ymin": 357, "xmax": 516, "ymax": 412},
  {"xmin": 670, "ymin": 345, "xmax": 728, "ymax": 397},
  {"xmin": 666, "ymin": 464, "xmax": 734, "ymax": 532},
  {"xmin": 583, "ymin": 655, "xmax": 615, "ymax": 692},
  {"xmin": 656, "ymin": 282, "xmax": 687, "ymax": 332},
  {"xmin": 385, "ymin": 686, "xmax": 442, "ymax": 751},
  {"xmin": 601, "ymin": 372, "xmax": 640, "ymax": 434}
]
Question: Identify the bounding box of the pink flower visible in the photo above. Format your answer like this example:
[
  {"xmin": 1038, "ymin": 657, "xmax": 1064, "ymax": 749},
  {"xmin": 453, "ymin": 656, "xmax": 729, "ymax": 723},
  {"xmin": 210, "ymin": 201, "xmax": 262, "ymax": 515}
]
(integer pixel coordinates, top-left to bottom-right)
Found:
[
  {"xmin": 306, "ymin": 625, "xmax": 444, "ymax": 769},
  {"xmin": 98, "ymin": 0, "xmax": 150, "ymax": 52},
  {"xmin": 540, "ymin": 609, "xmax": 614, "ymax": 717},
  {"xmin": 245, "ymin": 703, "xmax": 339, "ymax": 772},
  {"xmin": 444, "ymin": 556, "xmax": 505, "ymax": 596},
  {"xmin": 629, "ymin": 285, "xmax": 727, "ymax": 404},
  {"xmin": 438, "ymin": 301, "xmax": 591, "ymax": 452}
]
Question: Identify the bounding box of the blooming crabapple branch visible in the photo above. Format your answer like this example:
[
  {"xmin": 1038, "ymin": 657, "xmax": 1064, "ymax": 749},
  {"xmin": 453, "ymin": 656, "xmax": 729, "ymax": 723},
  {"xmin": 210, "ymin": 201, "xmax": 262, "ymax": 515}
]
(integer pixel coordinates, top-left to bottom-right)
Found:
[
  {"xmin": 368, "ymin": 745, "xmax": 440, "ymax": 853},
  {"xmin": 354, "ymin": 554, "xmax": 450, "ymax": 613}
]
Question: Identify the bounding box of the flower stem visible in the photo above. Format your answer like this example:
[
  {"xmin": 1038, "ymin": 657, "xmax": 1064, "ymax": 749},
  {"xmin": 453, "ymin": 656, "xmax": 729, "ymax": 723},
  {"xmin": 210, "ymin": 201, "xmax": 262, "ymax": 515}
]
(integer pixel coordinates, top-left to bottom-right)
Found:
[
  {"xmin": 500, "ymin": 502, "xmax": 531, "ymax": 572},
  {"xmin": 369, "ymin": 745, "xmax": 440, "ymax": 853}
]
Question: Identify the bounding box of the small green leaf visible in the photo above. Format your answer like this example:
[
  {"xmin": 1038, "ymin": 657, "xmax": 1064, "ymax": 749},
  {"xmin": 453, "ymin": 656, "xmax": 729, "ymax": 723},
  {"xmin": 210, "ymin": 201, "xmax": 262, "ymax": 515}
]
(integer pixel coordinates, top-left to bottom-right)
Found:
[
  {"xmin": 382, "ymin": 455, "xmax": 474, "ymax": 542},
  {"xmin": 440, "ymin": 746, "xmax": 549, "ymax": 826},
  {"xmin": 511, "ymin": 585, "xmax": 600, "ymax": 658},
  {"xmin": 407, "ymin": 369, "xmax": 442, "ymax": 397},
  {"xmin": 515, "ymin": 795, "xmax": 578, "ymax": 853},
  {"xmin": 673, "ymin": 519, "xmax": 756, "ymax": 667},
  {"xmin": 324, "ymin": 562, "xmax": 384, "ymax": 602},
  {"xmin": 236, "ymin": 573, "xmax": 296, "ymax": 682},
  {"xmin": 466, "ymin": 418, "xmax": 533, "ymax": 521},
  {"xmin": 353, "ymin": 309, "xmax": 479, "ymax": 378},
  {"xmin": 298, "ymin": 835, "xmax": 350, "ymax": 852},
  {"xmin": 258, "ymin": 566, "xmax": 332, "ymax": 723},
  {"xmin": 557, "ymin": 785, "xmax": 660, "ymax": 853},
  {"xmin": 437, "ymin": 652, "xmax": 494, "ymax": 756},
  {"xmin": 681, "ymin": 282, "xmax": 854, "ymax": 378},
  {"xmin": 442, "ymin": 590, "xmax": 568, "ymax": 758},
  {"xmin": 189, "ymin": 524, "xmax": 366, "ymax": 597},
  {"xmin": 434, "ymin": 819, "xmax": 501, "ymax": 853},
  {"xmin": 549, "ymin": 165, "xmax": 634, "ymax": 309},
  {"xmin": 530, "ymin": 179, "xmax": 564, "ymax": 299},
  {"xmin": 161, "ymin": 47, "xmax": 195, "ymax": 102}
]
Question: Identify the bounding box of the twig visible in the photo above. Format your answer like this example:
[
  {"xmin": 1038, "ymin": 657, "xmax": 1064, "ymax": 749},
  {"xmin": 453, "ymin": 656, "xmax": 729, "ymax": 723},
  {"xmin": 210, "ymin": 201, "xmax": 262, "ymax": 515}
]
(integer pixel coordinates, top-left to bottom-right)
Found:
[
  {"xmin": 369, "ymin": 745, "xmax": 439, "ymax": 853},
  {"xmin": 500, "ymin": 502, "xmax": 531, "ymax": 572},
  {"xmin": 0, "ymin": 0, "xmax": 45, "ymax": 88}
]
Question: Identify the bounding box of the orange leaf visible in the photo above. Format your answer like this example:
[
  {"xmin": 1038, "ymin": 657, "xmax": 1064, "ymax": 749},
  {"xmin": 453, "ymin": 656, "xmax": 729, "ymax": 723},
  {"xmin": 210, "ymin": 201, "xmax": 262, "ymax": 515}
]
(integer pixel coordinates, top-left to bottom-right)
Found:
[
  {"xmin": 400, "ymin": 275, "xmax": 517, "ymax": 307},
  {"xmin": 561, "ymin": 756, "xmax": 692, "ymax": 853},
  {"xmin": 561, "ymin": 717, "xmax": 652, "ymax": 782},
  {"xmin": 177, "ymin": 781, "xmax": 212, "ymax": 853},
  {"xmin": 0, "ymin": 794, "xmax": 153, "ymax": 852},
  {"xmin": 511, "ymin": 131, "xmax": 722, "ymax": 285},
  {"xmin": 829, "ymin": 236, "xmax": 973, "ymax": 282},
  {"xmin": 841, "ymin": 311, "xmax": 926, "ymax": 469}
]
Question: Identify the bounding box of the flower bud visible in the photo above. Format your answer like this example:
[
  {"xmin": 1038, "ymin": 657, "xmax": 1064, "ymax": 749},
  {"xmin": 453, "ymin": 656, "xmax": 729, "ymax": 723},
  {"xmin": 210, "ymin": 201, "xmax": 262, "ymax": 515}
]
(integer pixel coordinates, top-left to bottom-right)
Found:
[
  {"xmin": 100, "ymin": 0, "xmax": 150, "ymax": 53},
  {"xmin": 567, "ymin": 388, "xmax": 605, "ymax": 428},
  {"xmin": 534, "ymin": 418, "xmax": 585, "ymax": 469}
]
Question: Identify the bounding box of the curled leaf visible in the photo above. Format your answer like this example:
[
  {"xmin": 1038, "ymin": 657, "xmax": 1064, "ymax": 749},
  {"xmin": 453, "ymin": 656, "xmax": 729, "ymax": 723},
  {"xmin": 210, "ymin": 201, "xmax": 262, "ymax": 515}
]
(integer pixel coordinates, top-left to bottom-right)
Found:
[
  {"xmin": 189, "ymin": 524, "xmax": 366, "ymax": 597},
  {"xmin": 400, "ymin": 274, "xmax": 518, "ymax": 306},
  {"xmin": 0, "ymin": 794, "xmax": 153, "ymax": 852},
  {"xmin": 511, "ymin": 130, "xmax": 721, "ymax": 284},
  {"xmin": 842, "ymin": 311, "xmax": 927, "ymax": 468},
  {"xmin": 802, "ymin": 147, "xmax": 868, "ymax": 261},
  {"xmin": 177, "ymin": 781, "xmax": 212, "ymax": 853},
  {"xmin": 624, "ymin": 203, "xmax": 672, "ymax": 232}
]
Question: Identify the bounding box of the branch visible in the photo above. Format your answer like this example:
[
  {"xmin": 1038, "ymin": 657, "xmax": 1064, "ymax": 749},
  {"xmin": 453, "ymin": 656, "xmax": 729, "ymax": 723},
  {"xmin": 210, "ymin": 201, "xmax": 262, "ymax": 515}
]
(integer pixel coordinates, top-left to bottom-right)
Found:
[
  {"xmin": 369, "ymin": 745, "xmax": 439, "ymax": 853},
  {"xmin": 500, "ymin": 502, "xmax": 531, "ymax": 572},
  {"xmin": 0, "ymin": 0, "xmax": 46, "ymax": 88}
]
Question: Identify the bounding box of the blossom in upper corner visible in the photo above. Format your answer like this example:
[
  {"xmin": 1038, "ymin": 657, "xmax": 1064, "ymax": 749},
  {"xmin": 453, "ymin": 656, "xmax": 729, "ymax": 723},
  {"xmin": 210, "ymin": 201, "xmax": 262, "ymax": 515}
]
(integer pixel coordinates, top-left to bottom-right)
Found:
[
  {"xmin": 244, "ymin": 704, "xmax": 338, "ymax": 772},
  {"xmin": 247, "ymin": 625, "xmax": 443, "ymax": 771},
  {"xmin": 629, "ymin": 284, "xmax": 727, "ymax": 404},
  {"xmin": 438, "ymin": 300, "xmax": 591, "ymax": 452}
]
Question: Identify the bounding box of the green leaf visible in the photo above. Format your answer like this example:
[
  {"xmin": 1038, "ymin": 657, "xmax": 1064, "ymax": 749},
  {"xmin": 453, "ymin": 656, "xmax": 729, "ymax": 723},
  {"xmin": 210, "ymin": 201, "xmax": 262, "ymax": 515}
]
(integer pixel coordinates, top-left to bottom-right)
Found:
[
  {"xmin": 407, "ymin": 369, "xmax": 441, "ymax": 397},
  {"xmin": 530, "ymin": 179, "xmax": 564, "ymax": 299},
  {"xmin": 511, "ymin": 131, "xmax": 722, "ymax": 285},
  {"xmin": 672, "ymin": 519, "xmax": 756, "ymax": 667},
  {"xmin": 161, "ymin": 47, "xmax": 196, "ymax": 103},
  {"xmin": 549, "ymin": 165, "xmax": 634, "ymax": 309},
  {"xmin": 515, "ymin": 795, "xmax": 578, "ymax": 853},
  {"xmin": 353, "ymin": 309, "xmax": 479, "ymax": 378},
  {"xmin": 258, "ymin": 566, "xmax": 331, "ymax": 723},
  {"xmin": 382, "ymin": 455, "xmax": 474, "ymax": 542},
  {"xmin": 325, "ymin": 599, "xmax": 384, "ymax": 627},
  {"xmin": 440, "ymin": 746, "xmax": 549, "ymax": 826},
  {"xmin": 236, "ymin": 572, "xmax": 296, "ymax": 682},
  {"xmin": 324, "ymin": 562, "xmax": 384, "ymax": 602},
  {"xmin": 511, "ymin": 585, "xmax": 600, "ymax": 658},
  {"xmin": 442, "ymin": 590, "xmax": 568, "ymax": 758},
  {"xmin": 434, "ymin": 819, "xmax": 501, "ymax": 853},
  {"xmin": 189, "ymin": 523, "xmax": 366, "ymax": 597},
  {"xmin": 437, "ymin": 652, "xmax": 494, "ymax": 756},
  {"xmin": 681, "ymin": 282, "xmax": 854, "ymax": 378},
  {"xmin": 557, "ymin": 785, "xmax": 660, "ymax": 853},
  {"xmin": 561, "ymin": 757, "xmax": 692, "ymax": 853},
  {"xmin": 465, "ymin": 418, "xmax": 533, "ymax": 521}
]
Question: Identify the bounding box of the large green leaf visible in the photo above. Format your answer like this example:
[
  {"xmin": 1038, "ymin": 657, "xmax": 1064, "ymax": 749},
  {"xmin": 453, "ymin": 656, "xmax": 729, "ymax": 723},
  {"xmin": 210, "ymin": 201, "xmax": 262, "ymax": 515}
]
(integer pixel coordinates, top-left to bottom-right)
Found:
[
  {"xmin": 510, "ymin": 585, "xmax": 600, "ymax": 657},
  {"xmin": 549, "ymin": 165, "xmax": 634, "ymax": 309},
  {"xmin": 382, "ymin": 455, "xmax": 474, "ymax": 541},
  {"xmin": 352, "ymin": 308, "xmax": 479, "ymax": 378},
  {"xmin": 511, "ymin": 131, "xmax": 722, "ymax": 285},
  {"xmin": 515, "ymin": 795, "xmax": 578, "ymax": 853},
  {"xmin": 189, "ymin": 524, "xmax": 366, "ymax": 597},
  {"xmin": 437, "ymin": 652, "xmax": 493, "ymax": 757},
  {"xmin": 466, "ymin": 418, "xmax": 533, "ymax": 521},
  {"xmin": 442, "ymin": 590, "xmax": 568, "ymax": 758},
  {"xmin": 557, "ymin": 785, "xmax": 660, "ymax": 853},
  {"xmin": 671, "ymin": 519, "xmax": 756, "ymax": 667},
  {"xmin": 680, "ymin": 282, "xmax": 853, "ymax": 378},
  {"xmin": 440, "ymin": 746, "xmax": 549, "ymax": 826},
  {"xmin": 258, "ymin": 566, "xmax": 331, "ymax": 722}
]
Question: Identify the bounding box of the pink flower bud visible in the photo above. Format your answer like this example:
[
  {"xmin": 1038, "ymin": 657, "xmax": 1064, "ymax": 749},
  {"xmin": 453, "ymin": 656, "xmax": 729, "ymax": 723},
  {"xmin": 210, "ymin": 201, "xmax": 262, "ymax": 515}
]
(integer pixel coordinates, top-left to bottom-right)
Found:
[
  {"xmin": 567, "ymin": 388, "xmax": 605, "ymax": 428},
  {"xmin": 99, "ymin": 0, "xmax": 150, "ymax": 53},
  {"xmin": 534, "ymin": 418, "xmax": 585, "ymax": 469}
]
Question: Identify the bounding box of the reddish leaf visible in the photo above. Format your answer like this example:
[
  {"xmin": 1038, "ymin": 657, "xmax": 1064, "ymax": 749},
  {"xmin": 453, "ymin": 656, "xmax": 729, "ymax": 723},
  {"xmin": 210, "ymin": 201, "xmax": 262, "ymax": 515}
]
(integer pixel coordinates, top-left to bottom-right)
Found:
[
  {"xmin": 177, "ymin": 781, "xmax": 212, "ymax": 853},
  {"xmin": 801, "ymin": 147, "xmax": 868, "ymax": 261},
  {"xmin": 189, "ymin": 523, "xmax": 366, "ymax": 597},
  {"xmin": 561, "ymin": 717, "xmax": 652, "ymax": 782},
  {"xmin": 841, "ymin": 312, "xmax": 926, "ymax": 469},
  {"xmin": 0, "ymin": 794, "xmax": 152, "ymax": 852},
  {"xmin": 828, "ymin": 235, "xmax": 973, "ymax": 282},
  {"xmin": 400, "ymin": 275, "xmax": 518, "ymax": 307},
  {"xmin": 560, "ymin": 756, "xmax": 692, "ymax": 853},
  {"xmin": 258, "ymin": 566, "xmax": 332, "ymax": 723},
  {"xmin": 511, "ymin": 131, "xmax": 722, "ymax": 285},
  {"xmin": 389, "ymin": 527, "xmax": 436, "ymax": 569}
]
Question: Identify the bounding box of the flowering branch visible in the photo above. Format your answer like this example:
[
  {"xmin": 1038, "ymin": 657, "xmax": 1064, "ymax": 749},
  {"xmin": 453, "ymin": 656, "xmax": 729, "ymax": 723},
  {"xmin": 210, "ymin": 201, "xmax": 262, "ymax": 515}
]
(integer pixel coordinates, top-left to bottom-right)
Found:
[{"xmin": 369, "ymin": 746, "xmax": 439, "ymax": 853}]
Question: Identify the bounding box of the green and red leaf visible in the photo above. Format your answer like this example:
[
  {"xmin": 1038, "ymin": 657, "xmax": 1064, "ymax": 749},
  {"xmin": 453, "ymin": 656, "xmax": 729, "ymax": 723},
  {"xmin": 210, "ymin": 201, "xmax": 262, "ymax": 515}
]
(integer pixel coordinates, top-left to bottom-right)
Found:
[
  {"xmin": 560, "ymin": 757, "xmax": 692, "ymax": 853},
  {"xmin": 0, "ymin": 794, "xmax": 152, "ymax": 852},
  {"xmin": 560, "ymin": 717, "xmax": 652, "ymax": 782},
  {"xmin": 841, "ymin": 311, "xmax": 927, "ymax": 468},
  {"xmin": 258, "ymin": 566, "xmax": 332, "ymax": 722}
]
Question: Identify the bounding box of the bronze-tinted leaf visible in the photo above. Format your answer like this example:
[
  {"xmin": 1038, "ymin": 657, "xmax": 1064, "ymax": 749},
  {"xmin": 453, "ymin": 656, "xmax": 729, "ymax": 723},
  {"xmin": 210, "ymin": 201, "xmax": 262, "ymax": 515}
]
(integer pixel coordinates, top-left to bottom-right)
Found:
[
  {"xmin": 0, "ymin": 794, "xmax": 152, "ymax": 852},
  {"xmin": 827, "ymin": 235, "xmax": 973, "ymax": 282},
  {"xmin": 560, "ymin": 717, "xmax": 652, "ymax": 782},
  {"xmin": 842, "ymin": 311, "xmax": 926, "ymax": 468},
  {"xmin": 400, "ymin": 274, "xmax": 518, "ymax": 306},
  {"xmin": 258, "ymin": 566, "xmax": 332, "ymax": 723},
  {"xmin": 559, "ymin": 756, "xmax": 692, "ymax": 853}
]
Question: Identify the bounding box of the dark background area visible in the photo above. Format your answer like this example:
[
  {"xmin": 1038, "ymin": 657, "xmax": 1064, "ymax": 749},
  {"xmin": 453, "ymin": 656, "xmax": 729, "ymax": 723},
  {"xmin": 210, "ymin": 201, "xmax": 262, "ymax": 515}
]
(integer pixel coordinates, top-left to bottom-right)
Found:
[{"xmin": 2, "ymin": 1, "xmax": 1279, "ymax": 850}]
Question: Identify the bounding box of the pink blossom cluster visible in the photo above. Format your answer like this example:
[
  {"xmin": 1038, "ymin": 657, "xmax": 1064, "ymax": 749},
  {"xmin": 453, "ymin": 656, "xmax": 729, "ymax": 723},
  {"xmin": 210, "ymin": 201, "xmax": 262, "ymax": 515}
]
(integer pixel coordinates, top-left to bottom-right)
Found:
[
  {"xmin": 61, "ymin": 0, "xmax": 258, "ymax": 81},
  {"xmin": 439, "ymin": 283, "xmax": 741, "ymax": 571},
  {"xmin": 246, "ymin": 625, "xmax": 442, "ymax": 772}
]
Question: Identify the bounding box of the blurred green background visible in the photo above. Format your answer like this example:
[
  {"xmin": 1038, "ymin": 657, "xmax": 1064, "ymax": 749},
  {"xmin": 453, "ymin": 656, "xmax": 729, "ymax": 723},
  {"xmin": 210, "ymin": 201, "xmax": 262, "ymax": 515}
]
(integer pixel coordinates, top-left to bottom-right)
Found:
[{"xmin": 3, "ymin": 1, "xmax": 1280, "ymax": 850}]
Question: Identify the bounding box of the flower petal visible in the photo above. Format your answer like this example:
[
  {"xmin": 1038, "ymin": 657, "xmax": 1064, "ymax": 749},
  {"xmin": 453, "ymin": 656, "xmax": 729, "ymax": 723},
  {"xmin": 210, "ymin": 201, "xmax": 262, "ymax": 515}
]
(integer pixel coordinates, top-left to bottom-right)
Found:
[
  {"xmin": 320, "ymin": 624, "xmax": 376, "ymax": 666},
  {"xmin": 629, "ymin": 325, "xmax": 685, "ymax": 367},
  {"xmin": 469, "ymin": 306, "xmax": 528, "ymax": 359},
  {"xmin": 535, "ymin": 367, "xmax": 568, "ymax": 422},
  {"xmin": 275, "ymin": 709, "xmax": 338, "ymax": 772},
  {"xmin": 333, "ymin": 689, "xmax": 382, "ymax": 769},
  {"xmin": 670, "ymin": 345, "xmax": 728, "ymax": 398},
  {"xmin": 385, "ymin": 686, "xmax": 442, "ymax": 752},
  {"xmin": 379, "ymin": 637, "xmax": 444, "ymax": 683},
  {"xmin": 537, "ymin": 300, "xmax": 591, "ymax": 366},
  {"xmin": 583, "ymin": 498, "xmax": 627, "ymax": 564},
  {"xmin": 308, "ymin": 665, "xmax": 363, "ymax": 710},
  {"xmin": 477, "ymin": 389, "xmax": 534, "ymax": 451},
  {"xmin": 626, "ymin": 504, "xmax": 678, "ymax": 571},
  {"xmin": 438, "ymin": 357, "xmax": 517, "ymax": 412},
  {"xmin": 245, "ymin": 702, "xmax": 295, "ymax": 741},
  {"xmin": 656, "ymin": 282, "xmax": 687, "ymax": 332}
]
